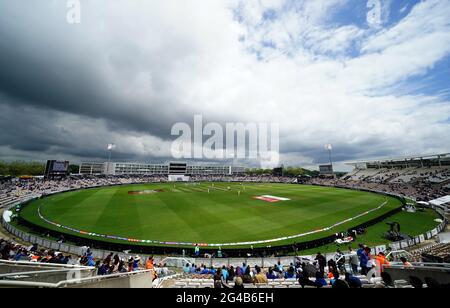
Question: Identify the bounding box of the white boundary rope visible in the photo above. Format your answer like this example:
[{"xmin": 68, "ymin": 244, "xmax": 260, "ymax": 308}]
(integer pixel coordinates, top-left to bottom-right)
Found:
[{"xmin": 37, "ymin": 199, "xmax": 390, "ymax": 247}]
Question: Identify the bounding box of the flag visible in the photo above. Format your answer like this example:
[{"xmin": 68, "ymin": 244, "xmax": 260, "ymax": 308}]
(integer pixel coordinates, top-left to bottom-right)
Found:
[
  {"xmin": 107, "ymin": 143, "xmax": 116, "ymax": 151},
  {"xmin": 325, "ymin": 144, "xmax": 333, "ymax": 151}
]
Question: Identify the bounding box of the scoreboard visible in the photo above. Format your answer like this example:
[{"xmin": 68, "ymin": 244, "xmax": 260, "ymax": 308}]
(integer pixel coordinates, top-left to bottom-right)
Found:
[
  {"xmin": 319, "ymin": 164, "xmax": 334, "ymax": 175},
  {"xmin": 45, "ymin": 160, "xmax": 70, "ymax": 178}
]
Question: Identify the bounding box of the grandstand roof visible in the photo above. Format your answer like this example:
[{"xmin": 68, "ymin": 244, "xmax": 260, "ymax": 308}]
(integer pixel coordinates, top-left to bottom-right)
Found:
[{"xmin": 346, "ymin": 153, "xmax": 450, "ymax": 166}]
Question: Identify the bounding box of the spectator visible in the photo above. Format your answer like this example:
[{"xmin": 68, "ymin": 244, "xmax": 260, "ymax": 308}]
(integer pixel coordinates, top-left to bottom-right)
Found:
[
  {"xmin": 183, "ymin": 263, "xmax": 190, "ymax": 274},
  {"xmin": 315, "ymin": 272, "xmax": 328, "ymax": 288},
  {"xmin": 335, "ymin": 249, "xmax": 345, "ymax": 273},
  {"xmin": 298, "ymin": 271, "xmax": 316, "ymax": 288},
  {"xmin": 98, "ymin": 260, "xmax": 110, "ymax": 275},
  {"xmin": 242, "ymin": 266, "xmax": 253, "ymax": 284},
  {"xmin": 194, "ymin": 244, "xmax": 200, "ymax": 257},
  {"xmin": 234, "ymin": 277, "xmax": 244, "ymax": 289},
  {"xmin": 284, "ymin": 266, "xmax": 296, "ymax": 279},
  {"xmin": 266, "ymin": 267, "xmax": 277, "ymax": 280},
  {"xmin": 345, "ymin": 273, "xmax": 362, "ymax": 288},
  {"xmin": 400, "ymin": 257, "xmax": 412, "ymax": 267},
  {"xmin": 213, "ymin": 268, "xmax": 229, "ymax": 288},
  {"xmin": 254, "ymin": 266, "xmax": 268, "ymax": 284},
  {"xmin": 348, "ymin": 247, "xmax": 359, "ymax": 274},
  {"xmin": 315, "ymin": 252, "xmax": 326, "ymax": 274},
  {"xmin": 359, "ymin": 247, "xmax": 369, "ymax": 275},
  {"xmin": 221, "ymin": 266, "xmax": 229, "ymax": 281}
]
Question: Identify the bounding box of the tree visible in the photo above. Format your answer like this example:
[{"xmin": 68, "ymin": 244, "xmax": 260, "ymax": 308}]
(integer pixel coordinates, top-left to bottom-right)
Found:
[
  {"xmin": 0, "ymin": 161, "xmax": 45, "ymax": 176},
  {"xmin": 0, "ymin": 161, "xmax": 9, "ymax": 176},
  {"xmin": 69, "ymin": 164, "xmax": 80, "ymax": 174}
]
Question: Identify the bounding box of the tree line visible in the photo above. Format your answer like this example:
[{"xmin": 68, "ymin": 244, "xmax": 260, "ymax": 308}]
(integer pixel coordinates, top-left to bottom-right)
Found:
[{"xmin": 0, "ymin": 161, "xmax": 79, "ymax": 177}]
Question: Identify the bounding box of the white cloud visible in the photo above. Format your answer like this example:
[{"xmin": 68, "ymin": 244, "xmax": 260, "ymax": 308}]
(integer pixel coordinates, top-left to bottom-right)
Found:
[{"xmin": 0, "ymin": 0, "xmax": 449, "ymax": 170}]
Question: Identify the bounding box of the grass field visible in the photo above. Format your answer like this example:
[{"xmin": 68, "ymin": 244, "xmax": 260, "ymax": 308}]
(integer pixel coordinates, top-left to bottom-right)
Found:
[
  {"xmin": 15, "ymin": 183, "xmax": 415, "ymax": 249},
  {"xmin": 299, "ymin": 209, "xmax": 441, "ymax": 254}
]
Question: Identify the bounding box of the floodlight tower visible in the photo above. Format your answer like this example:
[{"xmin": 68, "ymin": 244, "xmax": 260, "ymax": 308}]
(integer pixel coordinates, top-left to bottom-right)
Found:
[
  {"xmin": 325, "ymin": 144, "xmax": 333, "ymax": 167},
  {"xmin": 325, "ymin": 144, "xmax": 334, "ymax": 178},
  {"xmin": 107, "ymin": 143, "xmax": 116, "ymax": 164}
]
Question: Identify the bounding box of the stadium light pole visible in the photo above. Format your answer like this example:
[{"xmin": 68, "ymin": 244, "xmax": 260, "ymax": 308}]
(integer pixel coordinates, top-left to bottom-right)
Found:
[
  {"xmin": 325, "ymin": 144, "xmax": 334, "ymax": 176},
  {"xmin": 107, "ymin": 143, "xmax": 116, "ymax": 164}
]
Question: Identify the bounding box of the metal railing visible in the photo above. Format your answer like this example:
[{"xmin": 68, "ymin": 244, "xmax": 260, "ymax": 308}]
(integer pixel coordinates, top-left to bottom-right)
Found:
[{"xmin": 0, "ymin": 269, "xmax": 153, "ymax": 288}]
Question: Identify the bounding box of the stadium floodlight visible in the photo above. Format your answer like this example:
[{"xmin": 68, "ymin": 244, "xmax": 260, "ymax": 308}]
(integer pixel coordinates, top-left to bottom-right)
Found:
[
  {"xmin": 325, "ymin": 144, "xmax": 333, "ymax": 168},
  {"xmin": 107, "ymin": 143, "xmax": 116, "ymax": 163}
]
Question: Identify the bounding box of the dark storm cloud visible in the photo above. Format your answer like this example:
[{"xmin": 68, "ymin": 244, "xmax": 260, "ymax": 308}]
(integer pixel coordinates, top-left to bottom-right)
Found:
[
  {"xmin": 0, "ymin": 1, "xmax": 196, "ymax": 141},
  {"xmin": 0, "ymin": 0, "xmax": 449, "ymax": 170}
]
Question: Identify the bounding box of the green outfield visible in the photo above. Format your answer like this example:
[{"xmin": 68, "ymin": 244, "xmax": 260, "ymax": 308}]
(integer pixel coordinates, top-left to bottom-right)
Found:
[{"xmin": 17, "ymin": 183, "xmax": 408, "ymax": 248}]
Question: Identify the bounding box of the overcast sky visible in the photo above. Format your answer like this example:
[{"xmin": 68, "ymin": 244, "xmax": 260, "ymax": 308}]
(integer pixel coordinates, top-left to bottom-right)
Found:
[{"xmin": 0, "ymin": 0, "xmax": 449, "ymax": 171}]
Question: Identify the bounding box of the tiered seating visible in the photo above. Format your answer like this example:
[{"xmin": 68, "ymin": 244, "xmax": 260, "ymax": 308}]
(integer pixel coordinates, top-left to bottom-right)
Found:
[
  {"xmin": 341, "ymin": 169, "xmax": 360, "ymax": 181},
  {"xmin": 408, "ymin": 243, "xmax": 450, "ymax": 262},
  {"xmin": 0, "ymin": 195, "xmax": 19, "ymax": 209},
  {"xmin": 348, "ymin": 169, "xmax": 382, "ymax": 181},
  {"xmin": 427, "ymin": 168, "xmax": 450, "ymax": 184},
  {"xmin": 368, "ymin": 168, "xmax": 414, "ymax": 183},
  {"xmin": 389, "ymin": 167, "xmax": 444, "ymax": 184},
  {"xmin": 169, "ymin": 276, "xmax": 373, "ymax": 289}
]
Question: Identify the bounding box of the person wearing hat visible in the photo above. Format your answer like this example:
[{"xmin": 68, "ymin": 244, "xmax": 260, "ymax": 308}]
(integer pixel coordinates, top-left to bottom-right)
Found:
[
  {"xmin": 133, "ymin": 256, "xmax": 141, "ymax": 271},
  {"xmin": 128, "ymin": 257, "xmax": 134, "ymax": 272},
  {"xmin": 86, "ymin": 252, "xmax": 95, "ymax": 267}
]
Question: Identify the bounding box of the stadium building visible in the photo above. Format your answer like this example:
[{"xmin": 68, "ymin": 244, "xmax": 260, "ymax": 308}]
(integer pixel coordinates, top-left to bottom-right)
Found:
[
  {"xmin": 79, "ymin": 161, "xmax": 246, "ymax": 176},
  {"xmin": 344, "ymin": 153, "xmax": 450, "ymax": 184}
]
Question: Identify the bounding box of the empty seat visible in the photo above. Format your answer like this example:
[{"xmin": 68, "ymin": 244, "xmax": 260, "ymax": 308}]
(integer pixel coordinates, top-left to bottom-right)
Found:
[
  {"xmin": 188, "ymin": 283, "xmax": 200, "ymax": 288},
  {"xmin": 175, "ymin": 282, "xmax": 187, "ymax": 287}
]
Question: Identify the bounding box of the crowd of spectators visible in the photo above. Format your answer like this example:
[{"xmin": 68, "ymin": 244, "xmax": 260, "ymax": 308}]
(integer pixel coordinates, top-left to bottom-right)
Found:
[
  {"xmin": 0, "ymin": 237, "xmax": 168, "ymax": 280},
  {"xmin": 309, "ymin": 174, "xmax": 448, "ymax": 202},
  {"xmin": 181, "ymin": 244, "xmax": 407, "ymax": 289},
  {"xmin": 0, "ymin": 237, "xmax": 76, "ymax": 264},
  {"xmin": 0, "ymin": 174, "xmax": 299, "ymax": 202}
]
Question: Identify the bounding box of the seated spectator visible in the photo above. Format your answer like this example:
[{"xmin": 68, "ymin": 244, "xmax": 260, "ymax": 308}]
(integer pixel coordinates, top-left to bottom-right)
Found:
[
  {"xmin": 315, "ymin": 272, "xmax": 328, "ymax": 288},
  {"xmin": 214, "ymin": 268, "xmax": 229, "ymax": 288},
  {"xmin": 189, "ymin": 264, "xmax": 196, "ymax": 274},
  {"xmin": 98, "ymin": 260, "xmax": 110, "ymax": 275},
  {"xmin": 183, "ymin": 263, "xmax": 191, "ymax": 274},
  {"xmin": 298, "ymin": 271, "xmax": 316, "ymax": 288},
  {"xmin": 133, "ymin": 256, "xmax": 142, "ymax": 271},
  {"xmin": 266, "ymin": 267, "xmax": 277, "ymax": 280},
  {"xmin": 242, "ymin": 266, "xmax": 254, "ymax": 284},
  {"xmin": 200, "ymin": 265, "xmax": 210, "ymax": 275},
  {"xmin": 345, "ymin": 273, "xmax": 362, "ymax": 288},
  {"xmin": 221, "ymin": 266, "xmax": 229, "ymax": 281},
  {"xmin": 228, "ymin": 266, "xmax": 235, "ymax": 281},
  {"xmin": 400, "ymin": 257, "xmax": 412, "ymax": 267},
  {"xmin": 329, "ymin": 271, "xmax": 341, "ymax": 286},
  {"xmin": 254, "ymin": 266, "xmax": 268, "ymax": 284},
  {"xmin": 284, "ymin": 266, "xmax": 296, "ymax": 279},
  {"xmin": 234, "ymin": 277, "xmax": 244, "ymax": 289}
]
